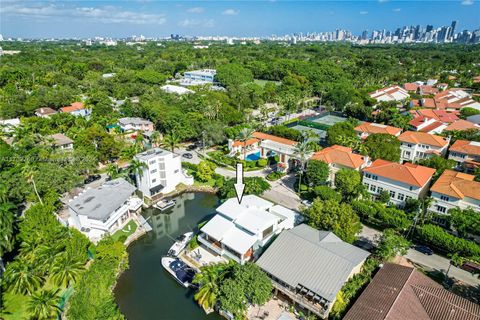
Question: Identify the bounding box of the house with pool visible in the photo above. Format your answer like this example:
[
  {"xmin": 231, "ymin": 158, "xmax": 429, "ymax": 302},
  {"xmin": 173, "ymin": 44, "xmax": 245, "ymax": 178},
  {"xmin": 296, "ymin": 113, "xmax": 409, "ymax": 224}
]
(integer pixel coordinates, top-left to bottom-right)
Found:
[
  {"xmin": 227, "ymin": 132, "xmax": 300, "ymax": 171},
  {"xmin": 198, "ymin": 195, "xmax": 299, "ymax": 264}
]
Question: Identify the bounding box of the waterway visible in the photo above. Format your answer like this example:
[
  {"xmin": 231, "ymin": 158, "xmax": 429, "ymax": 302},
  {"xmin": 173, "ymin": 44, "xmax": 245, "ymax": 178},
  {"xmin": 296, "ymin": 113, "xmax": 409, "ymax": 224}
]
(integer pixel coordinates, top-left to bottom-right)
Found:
[{"xmin": 115, "ymin": 192, "xmax": 223, "ymax": 320}]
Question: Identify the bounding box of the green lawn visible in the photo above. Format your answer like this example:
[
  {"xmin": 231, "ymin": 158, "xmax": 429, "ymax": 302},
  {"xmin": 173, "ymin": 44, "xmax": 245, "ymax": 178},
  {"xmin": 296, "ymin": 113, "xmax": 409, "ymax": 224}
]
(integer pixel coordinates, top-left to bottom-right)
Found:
[{"xmin": 111, "ymin": 220, "xmax": 137, "ymax": 242}]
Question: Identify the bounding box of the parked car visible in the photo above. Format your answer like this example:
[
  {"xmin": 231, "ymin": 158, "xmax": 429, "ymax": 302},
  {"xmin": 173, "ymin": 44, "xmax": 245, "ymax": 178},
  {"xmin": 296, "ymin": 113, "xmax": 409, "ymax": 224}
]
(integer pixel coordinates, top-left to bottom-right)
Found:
[
  {"xmin": 84, "ymin": 174, "xmax": 101, "ymax": 184},
  {"xmin": 186, "ymin": 144, "xmax": 197, "ymax": 151},
  {"xmin": 414, "ymin": 245, "xmax": 434, "ymax": 255},
  {"xmin": 459, "ymin": 261, "xmax": 480, "ymax": 275},
  {"xmin": 182, "ymin": 153, "xmax": 193, "ymax": 159}
]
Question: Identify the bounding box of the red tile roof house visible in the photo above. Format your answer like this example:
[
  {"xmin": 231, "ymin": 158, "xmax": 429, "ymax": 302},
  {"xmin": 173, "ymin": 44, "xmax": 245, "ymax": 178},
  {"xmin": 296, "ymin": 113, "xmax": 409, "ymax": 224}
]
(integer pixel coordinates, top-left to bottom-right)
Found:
[
  {"xmin": 59, "ymin": 102, "xmax": 91, "ymax": 117},
  {"xmin": 354, "ymin": 122, "xmax": 402, "ymax": 139},
  {"xmin": 408, "ymin": 109, "xmax": 459, "ymax": 134},
  {"xmin": 444, "ymin": 119, "xmax": 480, "ymax": 132},
  {"xmin": 404, "ymin": 83, "xmax": 420, "ymax": 92},
  {"xmin": 362, "ymin": 159, "xmax": 435, "ymax": 207},
  {"xmin": 398, "ymin": 131, "xmax": 450, "ymax": 163},
  {"xmin": 228, "ymin": 132, "xmax": 300, "ymax": 172},
  {"xmin": 418, "ymin": 85, "xmax": 439, "ymax": 96},
  {"xmin": 448, "ymin": 139, "xmax": 480, "ymax": 173},
  {"xmin": 343, "ymin": 263, "xmax": 480, "ymax": 320},
  {"xmin": 310, "ymin": 145, "xmax": 370, "ymax": 184}
]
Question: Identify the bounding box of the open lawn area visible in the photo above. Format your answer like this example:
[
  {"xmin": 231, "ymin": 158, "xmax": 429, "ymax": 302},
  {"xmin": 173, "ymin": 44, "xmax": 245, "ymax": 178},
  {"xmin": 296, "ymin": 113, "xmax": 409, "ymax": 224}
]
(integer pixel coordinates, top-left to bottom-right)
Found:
[{"xmin": 111, "ymin": 220, "xmax": 137, "ymax": 242}]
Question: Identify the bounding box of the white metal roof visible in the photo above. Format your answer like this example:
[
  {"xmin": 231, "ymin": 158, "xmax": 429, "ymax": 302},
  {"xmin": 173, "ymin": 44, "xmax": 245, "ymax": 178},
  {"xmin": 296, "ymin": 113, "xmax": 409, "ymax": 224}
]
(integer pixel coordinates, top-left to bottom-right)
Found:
[
  {"xmin": 235, "ymin": 209, "xmax": 277, "ymax": 234},
  {"xmin": 221, "ymin": 226, "xmax": 257, "ymax": 254},
  {"xmin": 200, "ymin": 214, "xmax": 234, "ymax": 241}
]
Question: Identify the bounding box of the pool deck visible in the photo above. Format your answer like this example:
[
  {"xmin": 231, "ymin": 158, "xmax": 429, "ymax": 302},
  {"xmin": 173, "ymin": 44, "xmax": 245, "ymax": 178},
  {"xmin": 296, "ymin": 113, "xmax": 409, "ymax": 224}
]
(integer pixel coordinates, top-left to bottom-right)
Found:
[{"xmin": 179, "ymin": 245, "xmax": 227, "ymax": 271}]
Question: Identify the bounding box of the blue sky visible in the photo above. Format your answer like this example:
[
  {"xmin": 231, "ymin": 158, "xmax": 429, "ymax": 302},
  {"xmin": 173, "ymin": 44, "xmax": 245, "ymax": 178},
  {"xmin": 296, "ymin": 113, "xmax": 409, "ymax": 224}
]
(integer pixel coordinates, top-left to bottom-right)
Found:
[{"xmin": 1, "ymin": 1, "xmax": 479, "ymax": 38}]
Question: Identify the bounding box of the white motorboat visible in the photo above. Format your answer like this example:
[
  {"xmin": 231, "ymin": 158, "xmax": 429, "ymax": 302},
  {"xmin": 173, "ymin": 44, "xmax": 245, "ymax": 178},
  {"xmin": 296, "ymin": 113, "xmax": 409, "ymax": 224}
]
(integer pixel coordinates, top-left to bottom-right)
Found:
[
  {"xmin": 154, "ymin": 199, "xmax": 176, "ymax": 211},
  {"xmin": 167, "ymin": 232, "xmax": 194, "ymax": 257},
  {"xmin": 161, "ymin": 256, "xmax": 196, "ymax": 288}
]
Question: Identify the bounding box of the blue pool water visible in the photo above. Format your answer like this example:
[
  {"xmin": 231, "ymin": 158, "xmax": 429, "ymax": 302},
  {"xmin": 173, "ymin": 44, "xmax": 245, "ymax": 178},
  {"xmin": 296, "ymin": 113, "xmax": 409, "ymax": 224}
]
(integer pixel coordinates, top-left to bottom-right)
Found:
[{"xmin": 246, "ymin": 152, "xmax": 261, "ymax": 161}]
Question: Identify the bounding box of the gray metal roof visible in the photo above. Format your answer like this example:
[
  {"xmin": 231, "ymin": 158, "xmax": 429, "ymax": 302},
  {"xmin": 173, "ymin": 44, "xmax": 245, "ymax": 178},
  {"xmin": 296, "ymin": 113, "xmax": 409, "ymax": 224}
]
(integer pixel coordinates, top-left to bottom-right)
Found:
[
  {"xmin": 46, "ymin": 133, "xmax": 73, "ymax": 146},
  {"xmin": 68, "ymin": 178, "xmax": 136, "ymax": 221},
  {"xmin": 467, "ymin": 114, "xmax": 480, "ymax": 124},
  {"xmin": 256, "ymin": 224, "xmax": 370, "ymax": 302},
  {"xmin": 135, "ymin": 147, "xmax": 172, "ymax": 161},
  {"xmin": 118, "ymin": 117, "xmax": 152, "ymax": 125}
]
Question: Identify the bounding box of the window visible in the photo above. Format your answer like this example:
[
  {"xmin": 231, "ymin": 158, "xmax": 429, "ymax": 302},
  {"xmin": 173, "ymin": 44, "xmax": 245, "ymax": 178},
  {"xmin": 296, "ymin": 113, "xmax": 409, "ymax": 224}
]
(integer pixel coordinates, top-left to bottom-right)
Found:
[
  {"xmin": 405, "ymin": 196, "xmax": 412, "ymax": 201},
  {"xmin": 262, "ymin": 226, "xmax": 274, "ymax": 239},
  {"xmin": 160, "ymin": 172, "xmax": 166, "ymax": 179},
  {"xmin": 389, "ymin": 190, "xmax": 396, "ymax": 198},
  {"xmin": 440, "ymin": 195, "xmax": 450, "ymax": 201},
  {"xmin": 370, "ymin": 185, "xmax": 376, "ymax": 192},
  {"xmin": 365, "ymin": 173, "xmax": 371, "ymax": 179},
  {"xmin": 149, "ymin": 160, "xmax": 156, "ymax": 165},
  {"xmin": 397, "ymin": 193, "xmax": 405, "ymax": 201},
  {"xmin": 436, "ymin": 205, "xmax": 447, "ymax": 213},
  {"xmin": 151, "ymin": 179, "xmax": 157, "ymax": 183},
  {"xmin": 159, "ymin": 163, "xmax": 165, "ymax": 170},
  {"xmin": 150, "ymin": 169, "xmax": 157, "ymax": 174},
  {"xmin": 409, "ymin": 186, "xmax": 414, "ymax": 191},
  {"xmin": 377, "ymin": 187, "xmax": 383, "ymax": 193},
  {"xmin": 371, "ymin": 175, "xmax": 378, "ymax": 181},
  {"xmin": 364, "ymin": 183, "xmax": 370, "ymax": 189}
]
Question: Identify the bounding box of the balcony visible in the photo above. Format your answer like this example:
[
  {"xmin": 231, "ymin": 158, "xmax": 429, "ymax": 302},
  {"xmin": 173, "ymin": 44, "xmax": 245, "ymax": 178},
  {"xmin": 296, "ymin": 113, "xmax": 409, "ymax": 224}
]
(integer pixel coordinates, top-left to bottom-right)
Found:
[{"xmin": 198, "ymin": 233, "xmax": 224, "ymax": 255}]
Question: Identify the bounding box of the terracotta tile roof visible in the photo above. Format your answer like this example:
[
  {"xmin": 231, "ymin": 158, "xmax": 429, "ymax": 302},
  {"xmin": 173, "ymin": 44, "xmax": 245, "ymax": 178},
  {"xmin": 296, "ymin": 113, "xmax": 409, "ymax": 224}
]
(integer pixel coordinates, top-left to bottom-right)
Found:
[
  {"xmin": 416, "ymin": 120, "xmax": 445, "ymax": 133},
  {"xmin": 404, "ymin": 83, "xmax": 419, "ymax": 91},
  {"xmin": 363, "ymin": 159, "xmax": 435, "ymax": 187},
  {"xmin": 311, "ymin": 145, "xmax": 367, "ymax": 169},
  {"xmin": 431, "ymin": 170, "xmax": 480, "ymax": 200},
  {"xmin": 60, "ymin": 102, "xmax": 85, "ymax": 113},
  {"xmin": 355, "ymin": 122, "xmax": 402, "ymax": 136},
  {"xmin": 399, "ymin": 131, "xmax": 449, "ymax": 148},
  {"xmin": 419, "ymin": 85, "xmax": 439, "ymax": 95},
  {"xmin": 344, "ymin": 263, "xmax": 480, "ymax": 320},
  {"xmin": 444, "ymin": 120, "xmax": 479, "ymax": 132},
  {"xmin": 411, "ymin": 109, "xmax": 459, "ymax": 123},
  {"xmin": 252, "ymin": 132, "xmax": 297, "ymax": 146},
  {"xmin": 449, "ymin": 139, "xmax": 480, "ymax": 156},
  {"xmin": 232, "ymin": 138, "xmax": 259, "ymax": 148}
]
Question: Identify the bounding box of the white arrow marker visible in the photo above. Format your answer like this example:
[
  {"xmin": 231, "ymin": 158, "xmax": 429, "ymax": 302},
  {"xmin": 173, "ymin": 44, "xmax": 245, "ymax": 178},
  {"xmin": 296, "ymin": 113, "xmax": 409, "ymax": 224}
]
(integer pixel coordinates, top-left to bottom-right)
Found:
[{"xmin": 234, "ymin": 163, "xmax": 245, "ymax": 204}]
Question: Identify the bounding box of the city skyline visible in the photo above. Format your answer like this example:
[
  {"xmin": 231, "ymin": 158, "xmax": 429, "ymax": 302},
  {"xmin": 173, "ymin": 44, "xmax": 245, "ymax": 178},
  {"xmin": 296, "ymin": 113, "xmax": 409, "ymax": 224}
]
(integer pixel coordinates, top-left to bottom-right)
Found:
[{"xmin": 1, "ymin": 0, "xmax": 479, "ymax": 38}]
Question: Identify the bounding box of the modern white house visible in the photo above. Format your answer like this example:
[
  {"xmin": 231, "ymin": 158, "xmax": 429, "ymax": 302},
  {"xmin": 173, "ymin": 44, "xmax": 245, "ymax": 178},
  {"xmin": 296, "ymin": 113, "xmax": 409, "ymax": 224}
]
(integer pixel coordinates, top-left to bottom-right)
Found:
[
  {"xmin": 161, "ymin": 84, "xmax": 195, "ymax": 95},
  {"xmin": 448, "ymin": 139, "xmax": 480, "ymax": 172},
  {"xmin": 118, "ymin": 117, "xmax": 154, "ymax": 133},
  {"xmin": 354, "ymin": 122, "xmax": 402, "ymax": 139},
  {"xmin": 198, "ymin": 195, "xmax": 299, "ymax": 264},
  {"xmin": 429, "ymin": 170, "xmax": 480, "ymax": 216},
  {"xmin": 310, "ymin": 145, "xmax": 370, "ymax": 184},
  {"xmin": 67, "ymin": 178, "xmax": 142, "ymax": 242},
  {"xmin": 46, "ymin": 133, "xmax": 74, "ymax": 150},
  {"xmin": 362, "ymin": 159, "xmax": 435, "ymax": 207},
  {"xmin": 398, "ymin": 131, "xmax": 450, "ymax": 163},
  {"xmin": 369, "ymin": 85, "xmax": 410, "ymax": 103},
  {"xmin": 181, "ymin": 69, "xmax": 216, "ymax": 85},
  {"xmin": 134, "ymin": 148, "xmax": 193, "ymax": 201}
]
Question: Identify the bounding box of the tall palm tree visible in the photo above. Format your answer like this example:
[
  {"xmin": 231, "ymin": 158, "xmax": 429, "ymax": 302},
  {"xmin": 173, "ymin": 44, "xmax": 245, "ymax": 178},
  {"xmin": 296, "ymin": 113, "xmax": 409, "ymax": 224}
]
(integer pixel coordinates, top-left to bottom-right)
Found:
[
  {"xmin": 150, "ymin": 131, "xmax": 162, "ymax": 148},
  {"xmin": 128, "ymin": 159, "xmax": 147, "ymax": 186},
  {"xmin": 0, "ymin": 202, "xmax": 15, "ymax": 257},
  {"xmin": 27, "ymin": 289, "xmax": 61, "ymax": 320},
  {"xmin": 236, "ymin": 128, "xmax": 255, "ymax": 160},
  {"xmin": 193, "ymin": 263, "xmax": 230, "ymax": 311},
  {"xmin": 294, "ymin": 140, "xmax": 313, "ymax": 193},
  {"xmin": 22, "ymin": 164, "xmax": 43, "ymax": 205},
  {"xmin": 50, "ymin": 254, "xmax": 84, "ymax": 287},
  {"xmin": 163, "ymin": 131, "xmax": 180, "ymax": 153},
  {"xmin": 3, "ymin": 260, "xmax": 43, "ymax": 295}
]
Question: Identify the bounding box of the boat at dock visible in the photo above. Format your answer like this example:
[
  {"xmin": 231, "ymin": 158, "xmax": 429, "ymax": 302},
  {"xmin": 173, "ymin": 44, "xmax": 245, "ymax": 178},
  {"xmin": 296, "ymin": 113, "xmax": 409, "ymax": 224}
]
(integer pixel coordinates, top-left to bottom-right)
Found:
[
  {"xmin": 167, "ymin": 232, "xmax": 194, "ymax": 257},
  {"xmin": 154, "ymin": 199, "xmax": 176, "ymax": 211},
  {"xmin": 161, "ymin": 256, "xmax": 197, "ymax": 288}
]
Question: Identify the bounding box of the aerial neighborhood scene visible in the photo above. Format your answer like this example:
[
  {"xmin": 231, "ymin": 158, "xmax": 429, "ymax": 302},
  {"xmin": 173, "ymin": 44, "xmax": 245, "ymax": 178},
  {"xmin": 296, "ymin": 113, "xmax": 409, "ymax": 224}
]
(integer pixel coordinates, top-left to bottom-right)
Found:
[{"xmin": 1, "ymin": 1, "xmax": 480, "ymax": 320}]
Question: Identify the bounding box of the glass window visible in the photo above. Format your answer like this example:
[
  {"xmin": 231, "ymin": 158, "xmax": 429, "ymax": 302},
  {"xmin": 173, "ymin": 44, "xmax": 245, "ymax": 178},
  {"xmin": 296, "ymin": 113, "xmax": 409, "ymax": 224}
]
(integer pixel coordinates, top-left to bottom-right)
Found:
[
  {"xmin": 437, "ymin": 205, "xmax": 447, "ymax": 213},
  {"xmin": 150, "ymin": 169, "xmax": 157, "ymax": 174},
  {"xmin": 389, "ymin": 190, "xmax": 396, "ymax": 197},
  {"xmin": 159, "ymin": 163, "xmax": 165, "ymax": 170},
  {"xmin": 151, "ymin": 179, "xmax": 156, "ymax": 183},
  {"xmin": 397, "ymin": 193, "xmax": 405, "ymax": 201},
  {"xmin": 370, "ymin": 185, "xmax": 376, "ymax": 192}
]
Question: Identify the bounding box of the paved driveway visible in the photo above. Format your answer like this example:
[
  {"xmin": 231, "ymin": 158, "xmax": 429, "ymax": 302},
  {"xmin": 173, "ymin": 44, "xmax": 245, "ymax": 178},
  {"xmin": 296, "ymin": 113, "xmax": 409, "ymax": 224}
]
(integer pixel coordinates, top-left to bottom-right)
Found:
[
  {"xmin": 262, "ymin": 174, "xmax": 302, "ymax": 211},
  {"xmin": 175, "ymin": 147, "xmax": 201, "ymax": 165}
]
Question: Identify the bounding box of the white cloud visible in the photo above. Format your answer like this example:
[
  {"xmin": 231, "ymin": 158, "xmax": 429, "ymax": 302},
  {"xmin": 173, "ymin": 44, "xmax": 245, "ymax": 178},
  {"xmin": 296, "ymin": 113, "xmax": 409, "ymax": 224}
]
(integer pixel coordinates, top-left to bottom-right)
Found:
[
  {"xmin": 393, "ymin": 8, "xmax": 401, "ymax": 12},
  {"xmin": 461, "ymin": 0, "xmax": 474, "ymax": 5},
  {"xmin": 0, "ymin": 2, "xmax": 167, "ymax": 25},
  {"xmin": 222, "ymin": 9, "xmax": 239, "ymax": 15},
  {"xmin": 178, "ymin": 19, "xmax": 214, "ymax": 28},
  {"xmin": 359, "ymin": 11, "xmax": 368, "ymax": 15},
  {"xmin": 187, "ymin": 7, "xmax": 204, "ymax": 14}
]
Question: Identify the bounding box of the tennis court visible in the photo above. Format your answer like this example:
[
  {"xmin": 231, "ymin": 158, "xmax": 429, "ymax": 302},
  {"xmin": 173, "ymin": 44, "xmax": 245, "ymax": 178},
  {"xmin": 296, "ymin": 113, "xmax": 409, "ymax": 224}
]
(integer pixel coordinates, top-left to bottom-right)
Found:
[{"xmin": 310, "ymin": 114, "xmax": 348, "ymax": 126}]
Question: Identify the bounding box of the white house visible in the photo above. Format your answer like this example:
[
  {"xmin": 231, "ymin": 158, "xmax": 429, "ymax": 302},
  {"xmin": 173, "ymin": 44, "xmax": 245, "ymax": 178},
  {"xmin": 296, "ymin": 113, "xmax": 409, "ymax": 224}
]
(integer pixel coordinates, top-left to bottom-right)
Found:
[
  {"xmin": 60, "ymin": 102, "xmax": 90, "ymax": 117},
  {"xmin": 46, "ymin": 133, "xmax": 74, "ymax": 150},
  {"xmin": 67, "ymin": 178, "xmax": 142, "ymax": 242},
  {"xmin": 362, "ymin": 159, "xmax": 435, "ymax": 207},
  {"xmin": 134, "ymin": 148, "xmax": 193, "ymax": 201},
  {"xmin": 310, "ymin": 145, "xmax": 370, "ymax": 183},
  {"xmin": 181, "ymin": 69, "xmax": 216, "ymax": 86},
  {"xmin": 398, "ymin": 131, "xmax": 449, "ymax": 163},
  {"xmin": 161, "ymin": 84, "xmax": 195, "ymax": 95},
  {"xmin": 448, "ymin": 139, "xmax": 480, "ymax": 172},
  {"xmin": 118, "ymin": 117, "xmax": 154, "ymax": 133},
  {"xmin": 369, "ymin": 85, "xmax": 410, "ymax": 103},
  {"xmin": 429, "ymin": 170, "xmax": 480, "ymax": 216},
  {"xmin": 198, "ymin": 195, "xmax": 298, "ymax": 264}
]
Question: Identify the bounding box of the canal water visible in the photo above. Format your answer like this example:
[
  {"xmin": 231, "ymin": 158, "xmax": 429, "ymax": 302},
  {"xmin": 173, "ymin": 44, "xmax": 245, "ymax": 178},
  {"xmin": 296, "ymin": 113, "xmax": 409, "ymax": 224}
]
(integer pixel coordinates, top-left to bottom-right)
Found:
[{"xmin": 115, "ymin": 192, "xmax": 223, "ymax": 320}]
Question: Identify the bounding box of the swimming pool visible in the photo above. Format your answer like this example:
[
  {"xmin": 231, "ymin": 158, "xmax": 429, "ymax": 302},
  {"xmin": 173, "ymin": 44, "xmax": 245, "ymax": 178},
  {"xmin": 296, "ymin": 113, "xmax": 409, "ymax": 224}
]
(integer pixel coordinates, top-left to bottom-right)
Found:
[{"xmin": 246, "ymin": 151, "xmax": 261, "ymax": 161}]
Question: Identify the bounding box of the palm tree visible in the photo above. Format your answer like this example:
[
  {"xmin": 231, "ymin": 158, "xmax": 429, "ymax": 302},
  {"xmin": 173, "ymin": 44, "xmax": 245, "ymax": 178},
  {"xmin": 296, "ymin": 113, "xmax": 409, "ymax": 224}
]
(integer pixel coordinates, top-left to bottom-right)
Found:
[
  {"xmin": 50, "ymin": 254, "xmax": 84, "ymax": 287},
  {"xmin": 150, "ymin": 131, "xmax": 162, "ymax": 148},
  {"xmin": 236, "ymin": 128, "xmax": 255, "ymax": 160},
  {"xmin": 294, "ymin": 141, "xmax": 312, "ymax": 193},
  {"xmin": 128, "ymin": 159, "xmax": 147, "ymax": 186},
  {"xmin": 22, "ymin": 164, "xmax": 43, "ymax": 205},
  {"xmin": 0, "ymin": 202, "xmax": 15, "ymax": 257},
  {"xmin": 3, "ymin": 260, "xmax": 43, "ymax": 295},
  {"xmin": 193, "ymin": 263, "xmax": 230, "ymax": 311},
  {"xmin": 27, "ymin": 289, "xmax": 61, "ymax": 320},
  {"xmin": 0, "ymin": 182, "xmax": 9, "ymax": 203},
  {"xmin": 106, "ymin": 163, "xmax": 120, "ymax": 179},
  {"xmin": 163, "ymin": 131, "xmax": 180, "ymax": 153}
]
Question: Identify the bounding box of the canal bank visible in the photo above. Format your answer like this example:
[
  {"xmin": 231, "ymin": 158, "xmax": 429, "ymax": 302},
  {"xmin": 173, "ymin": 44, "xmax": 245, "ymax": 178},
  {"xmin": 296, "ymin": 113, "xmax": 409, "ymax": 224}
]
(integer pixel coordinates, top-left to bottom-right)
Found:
[{"xmin": 114, "ymin": 192, "xmax": 223, "ymax": 320}]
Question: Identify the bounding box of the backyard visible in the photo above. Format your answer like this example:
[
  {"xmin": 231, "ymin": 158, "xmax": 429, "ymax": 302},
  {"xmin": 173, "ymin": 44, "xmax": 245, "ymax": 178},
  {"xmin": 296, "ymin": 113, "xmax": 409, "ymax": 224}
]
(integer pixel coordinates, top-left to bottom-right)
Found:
[{"xmin": 111, "ymin": 220, "xmax": 138, "ymax": 242}]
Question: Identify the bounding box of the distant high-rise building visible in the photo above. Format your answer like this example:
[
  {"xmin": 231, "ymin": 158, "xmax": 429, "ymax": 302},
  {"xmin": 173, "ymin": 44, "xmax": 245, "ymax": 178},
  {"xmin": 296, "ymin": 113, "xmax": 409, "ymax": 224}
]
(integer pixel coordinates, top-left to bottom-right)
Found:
[
  {"xmin": 450, "ymin": 20, "xmax": 458, "ymax": 38},
  {"xmin": 361, "ymin": 30, "xmax": 368, "ymax": 40},
  {"xmin": 426, "ymin": 25, "xmax": 434, "ymax": 33}
]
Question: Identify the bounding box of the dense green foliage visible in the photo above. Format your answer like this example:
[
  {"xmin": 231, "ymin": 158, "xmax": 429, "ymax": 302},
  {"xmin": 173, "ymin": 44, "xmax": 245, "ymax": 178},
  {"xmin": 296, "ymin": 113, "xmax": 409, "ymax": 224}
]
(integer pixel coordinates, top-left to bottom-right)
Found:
[
  {"xmin": 449, "ymin": 207, "xmax": 480, "ymax": 237},
  {"xmin": 218, "ymin": 177, "xmax": 270, "ymax": 199},
  {"xmin": 326, "ymin": 122, "xmax": 357, "ymax": 146},
  {"xmin": 334, "ymin": 168, "xmax": 364, "ymax": 201},
  {"xmin": 351, "ymin": 200, "xmax": 412, "ymax": 231},
  {"xmin": 418, "ymin": 156, "xmax": 455, "ymax": 180},
  {"xmin": 305, "ymin": 159, "xmax": 329, "ymax": 186},
  {"xmin": 364, "ymin": 133, "xmax": 401, "ymax": 162}
]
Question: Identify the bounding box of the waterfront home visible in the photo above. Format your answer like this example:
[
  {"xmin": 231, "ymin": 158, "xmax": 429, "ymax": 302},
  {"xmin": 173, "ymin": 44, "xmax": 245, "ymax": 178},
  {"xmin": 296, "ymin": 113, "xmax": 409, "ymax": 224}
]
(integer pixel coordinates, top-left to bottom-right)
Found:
[
  {"xmin": 354, "ymin": 122, "xmax": 402, "ymax": 139},
  {"xmin": 362, "ymin": 159, "xmax": 435, "ymax": 207},
  {"xmin": 60, "ymin": 102, "xmax": 90, "ymax": 117},
  {"xmin": 118, "ymin": 117, "xmax": 154, "ymax": 133},
  {"xmin": 429, "ymin": 170, "xmax": 480, "ymax": 217},
  {"xmin": 256, "ymin": 224, "xmax": 370, "ymax": 319},
  {"xmin": 45, "ymin": 133, "xmax": 74, "ymax": 150},
  {"xmin": 35, "ymin": 107, "xmax": 57, "ymax": 118},
  {"xmin": 369, "ymin": 85, "xmax": 409, "ymax": 103},
  {"xmin": 398, "ymin": 131, "xmax": 449, "ymax": 163},
  {"xmin": 344, "ymin": 263, "xmax": 480, "ymax": 320},
  {"xmin": 448, "ymin": 139, "xmax": 480, "ymax": 172},
  {"xmin": 67, "ymin": 178, "xmax": 142, "ymax": 242},
  {"xmin": 134, "ymin": 148, "xmax": 193, "ymax": 202},
  {"xmin": 198, "ymin": 195, "xmax": 298, "ymax": 264},
  {"xmin": 228, "ymin": 132, "xmax": 299, "ymax": 171},
  {"xmin": 310, "ymin": 145, "xmax": 370, "ymax": 184}
]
